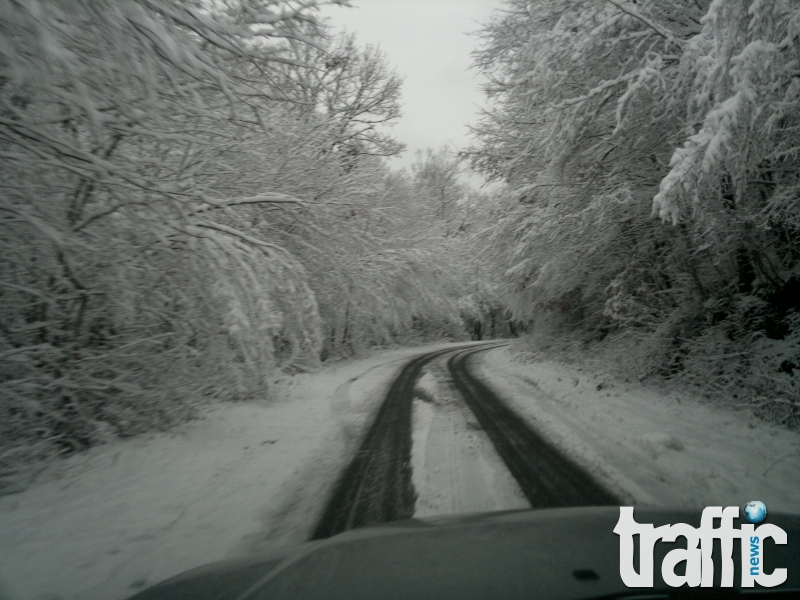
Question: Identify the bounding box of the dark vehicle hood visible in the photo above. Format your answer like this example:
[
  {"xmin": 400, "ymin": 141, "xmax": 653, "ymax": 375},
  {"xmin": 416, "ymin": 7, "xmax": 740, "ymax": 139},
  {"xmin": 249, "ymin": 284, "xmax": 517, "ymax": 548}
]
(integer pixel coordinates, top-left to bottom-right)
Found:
[{"xmin": 128, "ymin": 506, "xmax": 800, "ymax": 600}]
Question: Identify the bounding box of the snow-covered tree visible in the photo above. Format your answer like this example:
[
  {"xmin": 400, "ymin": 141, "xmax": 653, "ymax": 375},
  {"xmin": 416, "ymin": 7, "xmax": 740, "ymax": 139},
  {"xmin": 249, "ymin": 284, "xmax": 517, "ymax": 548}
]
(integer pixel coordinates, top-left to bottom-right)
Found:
[
  {"xmin": 0, "ymin": 0, "xmax": 478, "ymax": 483},
  {"xmin": 0, "ymin": 0, "xmax": 368, "ymax": 476},
  {"xmin": 469, "ymin": 0, "xmax": 800, "ymax": 424},
  {"xmin": 274, "ymin": 30, "xmax": 405, "ymax": 159}
]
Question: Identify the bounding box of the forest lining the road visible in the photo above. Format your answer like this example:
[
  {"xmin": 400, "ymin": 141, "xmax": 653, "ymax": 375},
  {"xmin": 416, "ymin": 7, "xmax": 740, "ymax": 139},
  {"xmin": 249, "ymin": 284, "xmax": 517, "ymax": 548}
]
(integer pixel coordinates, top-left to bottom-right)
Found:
[{"xmin": 2, "ymin": 0, "xmax": 800, "ymax": 494}]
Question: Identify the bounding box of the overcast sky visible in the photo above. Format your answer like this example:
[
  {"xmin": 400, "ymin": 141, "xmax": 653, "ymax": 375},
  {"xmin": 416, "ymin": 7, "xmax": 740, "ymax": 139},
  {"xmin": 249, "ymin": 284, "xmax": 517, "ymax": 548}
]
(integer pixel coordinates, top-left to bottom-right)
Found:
[{"xmin": 318, "ymin": 0, "xmax": 504, "ymax": 173}]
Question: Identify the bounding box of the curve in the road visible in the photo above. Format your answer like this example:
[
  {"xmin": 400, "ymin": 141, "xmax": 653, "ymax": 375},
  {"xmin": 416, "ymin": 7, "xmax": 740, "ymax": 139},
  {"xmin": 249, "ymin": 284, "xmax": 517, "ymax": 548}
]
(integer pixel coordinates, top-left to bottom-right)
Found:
[
  {"xmin": 311, "ymin": 344, "xmax": 504, "ymax": 540},
  {"xmin": 312, "ymin": 342, "xmax": 617, "ymax": 540},
  {"xmin": 448, "ymin": 347, "xmax": 619, "ymax": 508}
]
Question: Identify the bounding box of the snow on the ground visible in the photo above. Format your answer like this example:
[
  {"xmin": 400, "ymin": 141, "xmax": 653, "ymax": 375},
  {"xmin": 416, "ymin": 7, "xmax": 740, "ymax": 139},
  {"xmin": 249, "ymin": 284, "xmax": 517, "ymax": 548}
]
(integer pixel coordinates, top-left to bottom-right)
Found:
[
  {"xmin": 5, "ymin": 340, "xmax": 796, "ymax": 600},
  {"xmin": 0, "ymin": 342, "xmax": 472, "ymax": 600},
  {"xmin": 410, "ymin": 359, "xmax": 528, "ymax": 518},
  {"xmin": 474, "ymin": 346, "xmax": 800, "ymax": 513}
]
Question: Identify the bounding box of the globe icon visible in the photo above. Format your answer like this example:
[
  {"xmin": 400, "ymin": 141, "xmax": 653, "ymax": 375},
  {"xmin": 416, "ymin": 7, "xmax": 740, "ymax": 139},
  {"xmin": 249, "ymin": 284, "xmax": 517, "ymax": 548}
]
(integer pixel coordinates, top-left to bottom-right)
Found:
[{"xmin": 744, "ymin": 501, "xmax": 767, "ymax": 524}]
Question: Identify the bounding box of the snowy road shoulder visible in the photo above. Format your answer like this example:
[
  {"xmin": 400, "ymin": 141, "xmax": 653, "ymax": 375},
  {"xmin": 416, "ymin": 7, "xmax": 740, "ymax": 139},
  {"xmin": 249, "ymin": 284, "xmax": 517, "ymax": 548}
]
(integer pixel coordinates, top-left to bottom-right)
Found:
[
  {"xmin": 473, "ymin": 346, "xmax": 800, "ymax": 513},
  {"xmin": 0, "ymin": 342, "xmax": 470, "ymax": 600}
]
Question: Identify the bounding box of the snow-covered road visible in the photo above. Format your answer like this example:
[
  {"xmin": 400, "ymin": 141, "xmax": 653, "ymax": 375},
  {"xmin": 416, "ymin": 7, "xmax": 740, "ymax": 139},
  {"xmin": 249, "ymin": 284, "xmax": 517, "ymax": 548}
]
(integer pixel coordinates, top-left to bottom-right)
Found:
[
  {"xmin": 411, "ymin": 358, "xmax": 529, "ymax": 517},
  {"xmin": 311, "ymin": 341, "xmax": 621, "ymax": 542},
  {"xmin": 310, "ymin": 342, "xmax": 513, "ymax": 538},
  {"xmin": 0, "ymin": 343, "xmax": 477, "ymax": 600},
  {"xmin": 475, "ymin": 346, "xmax": 800, "ymax": 512},
  {"xmin": 1, "ymin": 342, "xmax": 799, "ymax": 600}
]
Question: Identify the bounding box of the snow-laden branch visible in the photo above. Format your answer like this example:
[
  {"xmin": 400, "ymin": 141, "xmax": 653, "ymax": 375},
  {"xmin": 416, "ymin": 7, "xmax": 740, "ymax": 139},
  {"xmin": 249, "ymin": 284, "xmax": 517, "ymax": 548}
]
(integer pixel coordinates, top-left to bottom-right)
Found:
[
  {"xmin": 194, "ymin": 221, "xmax": 298, "ymax": 261},
  {"xmin": 195, "ymin": 192, "xmax": 308, "ymax": 212},
  {"xmin": 546, "ymin": 70, "xmax": 640, "ymax": 111},
  {"xmin": 605, "ymin": 0, "xmax": 684, "ymax": 48}
]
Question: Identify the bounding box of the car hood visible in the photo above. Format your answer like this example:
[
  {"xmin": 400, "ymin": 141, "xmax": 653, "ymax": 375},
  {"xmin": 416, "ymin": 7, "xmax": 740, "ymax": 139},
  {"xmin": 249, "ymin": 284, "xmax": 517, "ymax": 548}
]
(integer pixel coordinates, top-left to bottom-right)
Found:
[{"xmin": 128, "ymin": 506, "xmax": 800, "ymax": 600}]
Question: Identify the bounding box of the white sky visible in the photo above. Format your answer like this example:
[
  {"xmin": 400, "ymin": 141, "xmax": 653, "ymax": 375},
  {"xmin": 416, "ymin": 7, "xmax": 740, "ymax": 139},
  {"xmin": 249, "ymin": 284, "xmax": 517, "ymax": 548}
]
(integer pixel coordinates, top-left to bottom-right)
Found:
[{"xmin": 318, "ymin": 0, "xmax": 504, "ymax": 173}]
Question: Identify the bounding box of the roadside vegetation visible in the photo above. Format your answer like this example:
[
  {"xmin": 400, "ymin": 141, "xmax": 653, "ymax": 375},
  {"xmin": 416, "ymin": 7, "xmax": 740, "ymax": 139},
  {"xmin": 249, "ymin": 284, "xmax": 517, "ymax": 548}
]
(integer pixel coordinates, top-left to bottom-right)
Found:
[
  {"xmin": 467, "ymin": 0, "xmax": 800, "ymax": 428},
  {"xmin": 0, "ymin": 0, "xmax": 503, "ymax": 489},
  {"xmin": 3, "ymin": 0, "xmax": 799, "ymax": 492}
]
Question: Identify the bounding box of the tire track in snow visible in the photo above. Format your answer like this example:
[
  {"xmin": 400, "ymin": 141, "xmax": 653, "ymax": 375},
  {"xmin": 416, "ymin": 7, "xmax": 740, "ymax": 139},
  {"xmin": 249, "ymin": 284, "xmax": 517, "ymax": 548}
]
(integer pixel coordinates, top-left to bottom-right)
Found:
[
  {"xmin": 312, "ymin": 341, "xmax": 614, "ymax": 540},
  {"xmin": 311, "ymin": 343, "xmax": 503, "ymax": 539},
  {"xmin": 447, "ymin": 347, "xmax": 620, "ymax": 508}
]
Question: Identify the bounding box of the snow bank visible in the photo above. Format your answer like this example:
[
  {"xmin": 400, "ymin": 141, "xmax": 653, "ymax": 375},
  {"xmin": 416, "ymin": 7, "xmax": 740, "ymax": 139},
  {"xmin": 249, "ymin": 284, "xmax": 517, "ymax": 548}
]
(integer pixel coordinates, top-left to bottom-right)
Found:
[
  {"xmin": 0, "ymin": 343, "xmax": 468, "ymax": 600},
  {"xmin": 474, "ymin": 346, "xmax": 800, "ymax": 513}
]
